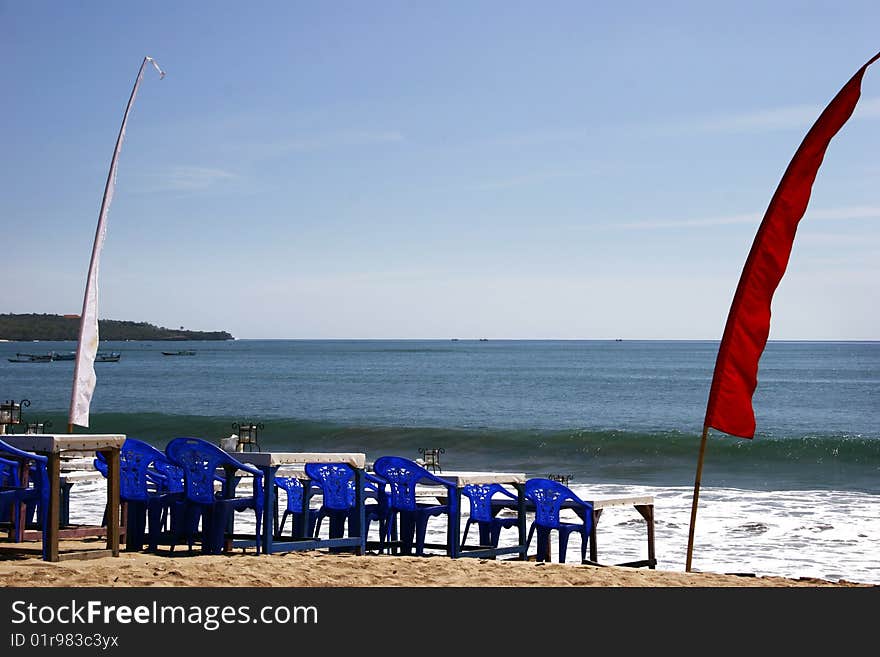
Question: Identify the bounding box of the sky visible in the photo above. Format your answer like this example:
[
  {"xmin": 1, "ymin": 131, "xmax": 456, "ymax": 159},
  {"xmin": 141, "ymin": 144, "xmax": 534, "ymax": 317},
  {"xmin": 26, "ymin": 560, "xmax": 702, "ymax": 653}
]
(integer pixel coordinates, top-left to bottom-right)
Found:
[{"xmin": 1, "ymin": 1, "xmax": 879, "ymax": 340}]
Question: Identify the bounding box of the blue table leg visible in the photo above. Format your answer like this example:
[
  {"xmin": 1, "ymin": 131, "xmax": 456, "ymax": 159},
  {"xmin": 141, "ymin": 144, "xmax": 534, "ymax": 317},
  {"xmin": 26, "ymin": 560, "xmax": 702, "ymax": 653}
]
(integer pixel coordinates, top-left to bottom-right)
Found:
[
  {"xmin": 448, "ymin": 487, "xmax": 461, "ymax": 558},
  {"xmin": 355, "ymin": 468, "xmax": 366, "ymax": 555},
  {"xmin": 516, "ymin": 483, "xmax": 527, "ymax": 560},
  {"xmin": 261, "ymin": 465, "xmax": 276, "ymax": 555}
]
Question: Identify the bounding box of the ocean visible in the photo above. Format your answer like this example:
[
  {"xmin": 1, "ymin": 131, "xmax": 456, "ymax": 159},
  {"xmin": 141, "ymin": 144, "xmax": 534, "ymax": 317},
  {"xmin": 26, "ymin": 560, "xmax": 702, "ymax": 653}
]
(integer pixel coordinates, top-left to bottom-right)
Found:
[{"xmin": 2, "ymin": 339, "xmax": 878, "ymax": 584}]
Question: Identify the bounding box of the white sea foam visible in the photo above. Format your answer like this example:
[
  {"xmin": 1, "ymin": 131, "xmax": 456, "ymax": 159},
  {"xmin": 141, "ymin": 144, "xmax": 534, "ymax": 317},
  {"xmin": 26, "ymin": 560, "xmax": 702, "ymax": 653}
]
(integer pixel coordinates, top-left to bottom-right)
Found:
[{"xmin": 65, "ymin": 478, "xmax": 880, "ymax": 585}]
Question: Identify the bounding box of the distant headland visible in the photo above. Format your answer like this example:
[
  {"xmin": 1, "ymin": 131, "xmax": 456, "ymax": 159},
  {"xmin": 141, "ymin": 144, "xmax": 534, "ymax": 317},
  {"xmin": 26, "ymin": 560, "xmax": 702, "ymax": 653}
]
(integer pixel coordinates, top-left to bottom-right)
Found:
[{"xmin": 0, "ymin": 314, "xmax": 234, "ymax": 341}]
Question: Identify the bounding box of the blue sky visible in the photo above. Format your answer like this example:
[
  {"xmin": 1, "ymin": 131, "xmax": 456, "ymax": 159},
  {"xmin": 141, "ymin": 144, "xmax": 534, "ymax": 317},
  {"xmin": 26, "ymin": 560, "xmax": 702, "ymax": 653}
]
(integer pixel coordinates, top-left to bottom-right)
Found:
[{"xmin": 2, "ymin": 1, "xmax": 878, "ymax": 339}]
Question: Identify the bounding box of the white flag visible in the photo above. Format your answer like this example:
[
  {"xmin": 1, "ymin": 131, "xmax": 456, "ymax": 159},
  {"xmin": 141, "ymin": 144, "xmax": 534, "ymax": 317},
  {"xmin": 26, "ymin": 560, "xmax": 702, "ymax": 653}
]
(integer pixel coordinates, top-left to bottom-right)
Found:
[{"xmin": 69, "ymin": 56, "xmax": 164, "ymax": 428}]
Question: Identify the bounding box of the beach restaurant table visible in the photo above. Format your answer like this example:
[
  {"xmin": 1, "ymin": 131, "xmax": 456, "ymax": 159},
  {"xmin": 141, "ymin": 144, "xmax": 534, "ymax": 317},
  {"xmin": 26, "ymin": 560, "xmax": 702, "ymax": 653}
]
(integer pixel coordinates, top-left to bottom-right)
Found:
[
  {"xmin": 234, "ymin": 452, "xmax": 367, "ymax": 556},
  {"xmin": 416, "ymin": 470, "xmax": 528, "ymax": 560},
  {"xmin": 586, "ymin": 495, "xmax": 656, "ymax": 569},
  {"xmin": 492, "ymin": 492, "xmax": 657, "ymax": 568},
  {"xmin": 3, "ymin": 434, "xmax": 123, "ymax": 562}
]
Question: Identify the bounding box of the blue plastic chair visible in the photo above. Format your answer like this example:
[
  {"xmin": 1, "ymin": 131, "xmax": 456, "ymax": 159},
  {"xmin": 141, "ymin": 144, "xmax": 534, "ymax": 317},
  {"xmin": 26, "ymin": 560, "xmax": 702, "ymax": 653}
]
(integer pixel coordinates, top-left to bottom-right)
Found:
[
  {"xmin": 165, "ymin": 437, "xmax": 264, "ymax": 555},
  {"xmin": 524, "ymin": 478, "xmax": 593, "ymax": 563},
  {"xmin": 306, "ymin": 462, "xmax": 359, "ymax": 543},
  {"xmin": 461, "ymin": 483, "xmax": 519, "ymax": 549},
  {"xmin": 92, "ymin": 438, "xmax": 186, "ymax": 551},
  {"xmin": 371, "ymin": 456, "xmax": 457, "ymax": 556},
  {"xmin": 0, "ymin": 439, "xmax": 49, "ymax": 559},
  {"xmin": 274, "ymin": 476, "xmax": 319, "ymax": 539}
]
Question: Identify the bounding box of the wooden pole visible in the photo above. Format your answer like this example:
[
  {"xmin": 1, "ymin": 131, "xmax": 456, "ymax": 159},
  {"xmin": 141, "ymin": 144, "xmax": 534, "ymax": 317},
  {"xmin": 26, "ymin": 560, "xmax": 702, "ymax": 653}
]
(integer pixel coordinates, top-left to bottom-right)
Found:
[{"xmin": 685, "ymin": 424, "xmax": 709, "ymax": 572}]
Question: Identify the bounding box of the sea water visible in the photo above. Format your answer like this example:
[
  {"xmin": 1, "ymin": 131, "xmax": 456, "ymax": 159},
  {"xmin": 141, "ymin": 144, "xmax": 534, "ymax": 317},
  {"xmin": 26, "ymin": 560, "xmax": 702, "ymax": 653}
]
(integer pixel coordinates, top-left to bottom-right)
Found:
[{"xmin": 2, "ymin": 339, "xmax": 877, "ymax": 583}]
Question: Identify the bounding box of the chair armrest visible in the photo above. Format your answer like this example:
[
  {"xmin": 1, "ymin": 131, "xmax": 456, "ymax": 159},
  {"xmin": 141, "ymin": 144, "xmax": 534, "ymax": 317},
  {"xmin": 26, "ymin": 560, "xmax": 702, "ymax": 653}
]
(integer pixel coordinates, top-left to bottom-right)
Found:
[
  {"xmin": 424, "ymin": 472, "xmax": 456, "ymax": 490},
  {"xmin": 498, "ymin": 487, "xmax": 518, "ymax": 501},
  {"xmin": 221, "ymin": 456, "xmax": 264, "ymax": 481},
  {"xmin": 0, "ymin": 440, "xmax": 48, "ymax": 465}
]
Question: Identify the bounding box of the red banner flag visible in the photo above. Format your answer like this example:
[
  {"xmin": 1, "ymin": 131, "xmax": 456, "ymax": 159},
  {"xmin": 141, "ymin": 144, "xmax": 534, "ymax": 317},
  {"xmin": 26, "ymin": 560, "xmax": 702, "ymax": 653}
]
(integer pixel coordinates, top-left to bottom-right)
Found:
[{"xmin": 704, "ymin": 51, "xmax": 879, "ymax": 439}]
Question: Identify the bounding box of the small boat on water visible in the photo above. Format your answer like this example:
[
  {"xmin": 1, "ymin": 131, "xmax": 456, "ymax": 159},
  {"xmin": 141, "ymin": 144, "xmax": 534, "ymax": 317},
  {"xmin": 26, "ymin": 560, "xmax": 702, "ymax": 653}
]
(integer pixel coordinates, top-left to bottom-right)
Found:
[
  {"xmin": 7, "ymin": 352, "xmax": 52, "ymax": 363},
  {"xmin": 162, "ymin": 350, "xmax": 196, "ymax": 356},
  {"xmin": 7, "ymin": 350, "xmax": 119, "ymax": 363}
]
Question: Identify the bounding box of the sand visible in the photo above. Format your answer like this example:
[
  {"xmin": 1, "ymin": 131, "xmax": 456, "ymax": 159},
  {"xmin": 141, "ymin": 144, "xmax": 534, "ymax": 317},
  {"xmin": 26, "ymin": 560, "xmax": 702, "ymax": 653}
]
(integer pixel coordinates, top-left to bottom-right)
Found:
[{"xmin": 0, "ymin": 542, "xmax": 870, "ymax": 587}]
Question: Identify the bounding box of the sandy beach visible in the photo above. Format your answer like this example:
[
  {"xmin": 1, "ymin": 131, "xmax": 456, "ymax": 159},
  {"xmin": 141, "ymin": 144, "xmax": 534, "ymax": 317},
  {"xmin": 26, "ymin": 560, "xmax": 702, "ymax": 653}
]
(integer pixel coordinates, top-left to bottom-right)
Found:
[{"xmin": 0, "ymin": 542, "xmax": 871, "ymax": 587}]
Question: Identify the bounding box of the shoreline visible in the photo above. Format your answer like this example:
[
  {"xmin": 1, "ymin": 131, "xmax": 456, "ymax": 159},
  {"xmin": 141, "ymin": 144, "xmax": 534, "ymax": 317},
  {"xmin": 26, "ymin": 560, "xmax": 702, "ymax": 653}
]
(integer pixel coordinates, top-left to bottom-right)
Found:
[{"xmin": 0, "ymin": 546, "xmax": 872, "ymax": 587}]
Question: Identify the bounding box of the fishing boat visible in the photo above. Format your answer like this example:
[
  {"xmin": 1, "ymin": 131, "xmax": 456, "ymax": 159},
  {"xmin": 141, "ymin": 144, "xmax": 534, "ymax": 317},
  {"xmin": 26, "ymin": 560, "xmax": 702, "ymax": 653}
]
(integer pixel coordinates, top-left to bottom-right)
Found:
[
  {"xmin": 162, "ymin": 350, "xmax": 196, "ymax": 356},
  {"xmin": 7, "ymin": 353, "xmax": 52, "ymax": 363},
  {"xmin": 95, "ymin": 352, "xmax": 121, "ymax": 362},
  {"xmin": 50, "ymin": 351, "xmax": 76, "ymax": 361}
]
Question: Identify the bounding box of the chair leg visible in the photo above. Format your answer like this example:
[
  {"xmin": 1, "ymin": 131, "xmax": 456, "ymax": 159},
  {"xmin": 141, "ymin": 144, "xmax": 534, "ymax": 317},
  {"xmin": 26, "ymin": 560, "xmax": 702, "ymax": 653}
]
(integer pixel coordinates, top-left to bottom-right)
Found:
[
  {"xmin": 277, "ymin": 510, "xmax": 290, "ymax": 537},
  {"xmin": 415, "ymin": 516, "xmax": 433, "ymax": 557},
  {"xmin": 477, "ymin": 521, "xmax": 492, "ymax": 547},
  {"xmin": 399, "ymin": 514, "xmax": 416, "ymax": 555},
  {"xmin": 461, "ymin": 518, "xmax": 473, "ymax": 547},
  {"xmin": 125, "ymin": 501, "xmax": 146, "ymax": 552},
  {"xmin": 328, "ymin": 512, "xmax": 346, "ymax": 540},
  {"xmin": 558, "ymin": 529, "xmax": 570, "ymax": 563},
  {"xmin": 535, "ymin": 527, "xmax": 552, "ymax": 562}
]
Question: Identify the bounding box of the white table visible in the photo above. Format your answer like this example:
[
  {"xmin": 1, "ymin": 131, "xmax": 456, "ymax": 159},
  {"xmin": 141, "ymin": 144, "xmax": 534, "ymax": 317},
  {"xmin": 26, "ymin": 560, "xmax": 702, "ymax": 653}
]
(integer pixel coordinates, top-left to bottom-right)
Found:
[
  {"xmin": 412, "ymin": 470, "xmax": 528, "ymax": 560},
  {"xmin": 234, "ymin": 452, "xmax": 367, "ymax": 555},
  {"xmin": 3, "ymin": 434, "xmax": 124, "ymax": 562},
  {"xmin": 587, "ymin": 495, "xmax": 656, "ymax": 568}
]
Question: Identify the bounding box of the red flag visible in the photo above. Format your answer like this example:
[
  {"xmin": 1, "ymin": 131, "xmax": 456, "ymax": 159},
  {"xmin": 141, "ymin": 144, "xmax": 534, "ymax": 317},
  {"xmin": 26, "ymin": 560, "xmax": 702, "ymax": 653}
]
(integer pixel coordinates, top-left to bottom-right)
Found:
[{"xmin": 704, "ymin": 51, "xmax": 880, "ymax": 439}]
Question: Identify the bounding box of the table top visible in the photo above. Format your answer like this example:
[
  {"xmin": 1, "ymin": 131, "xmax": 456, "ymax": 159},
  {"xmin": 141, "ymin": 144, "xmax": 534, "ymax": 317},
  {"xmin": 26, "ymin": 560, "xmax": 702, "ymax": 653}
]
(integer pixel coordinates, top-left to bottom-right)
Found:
[
  {"xmin": 3, "ymin": 434, "xmax": 126, "ymax": 454},
  {"xmin": 427, "ymin": 470, "xmax": 527, "ymax": 487},
  {"xmin": 589, "ymin": 495, "xmax": 654, "ymax": 509},
  {"xmin": 234, "ymin": 452, "xmax": 366, "ymax": 468}
]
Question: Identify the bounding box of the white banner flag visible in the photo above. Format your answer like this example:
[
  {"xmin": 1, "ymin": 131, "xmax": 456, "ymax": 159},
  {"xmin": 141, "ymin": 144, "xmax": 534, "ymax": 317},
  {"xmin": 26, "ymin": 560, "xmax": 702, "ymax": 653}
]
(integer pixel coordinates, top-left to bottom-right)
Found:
[{"xmin": 69, "ymin": 56, "xmax": 164, "ymax": 428}]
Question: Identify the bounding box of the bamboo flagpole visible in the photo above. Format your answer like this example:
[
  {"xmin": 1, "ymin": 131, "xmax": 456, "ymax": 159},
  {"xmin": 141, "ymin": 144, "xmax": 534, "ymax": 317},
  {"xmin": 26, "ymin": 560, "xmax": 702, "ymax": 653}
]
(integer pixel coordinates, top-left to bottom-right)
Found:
[
  {"xmin": 68, "ymin": 56, "xmax": 165, "ymax": 432},
  {"xmin": 685, "ymin": 425, "xmax": 708, "ymax": 572},
  {"xmin": 685, "ymin": 50, "xmax": 879, "ymax": 571}
]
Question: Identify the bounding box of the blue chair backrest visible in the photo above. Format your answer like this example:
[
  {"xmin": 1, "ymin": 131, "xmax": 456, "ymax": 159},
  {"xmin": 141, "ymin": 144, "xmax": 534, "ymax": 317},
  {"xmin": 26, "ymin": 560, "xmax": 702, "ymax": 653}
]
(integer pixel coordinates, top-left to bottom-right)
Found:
[
  {"xmin": 305, "ymin": 463, "xmax": 355, "ymax": 511},
  {"xmin": 372, "ymin": 456, "xmax": 447, "ymax": 512},
  {"xmin": 275, "ymin": 476, "xmax": 305, "ymax": 511},
  {"xmin": 524, "ymin": 478, "xmax": 593, "ymax": 530},
  {"xmin": 93, "ymin": 438, "xmax": 185, "ymax": 501},
  {"xmin": 462, "ymin": 483, "xmax": 515, "ymax": 522},
  {"xmin": 151, "ymin": 458, "xmax": 185, "ymax": 494},
  {"xmin": 165, "ymin": 437, "xmax": 262, "ymax": 505}
]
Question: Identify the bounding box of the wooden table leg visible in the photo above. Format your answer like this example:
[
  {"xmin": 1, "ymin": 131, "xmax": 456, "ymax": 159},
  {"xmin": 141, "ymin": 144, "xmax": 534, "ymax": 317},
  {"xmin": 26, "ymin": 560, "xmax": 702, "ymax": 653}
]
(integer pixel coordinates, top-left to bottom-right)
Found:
[
  {"xmin": 635, "ymin": 504, "xmax": 656, "ymax": 568},
  {"xmin": 104, "ymin": 448, "xmax": 120, "ymax": 557},
  {"xmin": 589, "ymin": 508, "xmax": 604, "ymax": 564},
  {"xmin": 47, "ymin": 453, "xmax": 61, "ymax": 562}
]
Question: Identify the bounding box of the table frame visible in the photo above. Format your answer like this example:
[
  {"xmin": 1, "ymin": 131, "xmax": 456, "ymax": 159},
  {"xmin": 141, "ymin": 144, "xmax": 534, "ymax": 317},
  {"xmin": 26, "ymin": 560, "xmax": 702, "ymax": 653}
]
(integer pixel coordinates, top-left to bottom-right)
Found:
[
  {"xmin": 233, "ymin": 452, "xmax": 367, "ymax": 556},
  {"xmin": 587, "ymin": 496, "xmax": 656, "ymax": 569},
  {"xmin": 3, "ymin": 434, "xmax": 124, "ymax": 562},
  {"xmin": 491, "ymin": 493, "xmax": 657, "ymax": 568},
  {"xmin": 396, "ymin": 471, "xmax": 529, "ymax": 561}
]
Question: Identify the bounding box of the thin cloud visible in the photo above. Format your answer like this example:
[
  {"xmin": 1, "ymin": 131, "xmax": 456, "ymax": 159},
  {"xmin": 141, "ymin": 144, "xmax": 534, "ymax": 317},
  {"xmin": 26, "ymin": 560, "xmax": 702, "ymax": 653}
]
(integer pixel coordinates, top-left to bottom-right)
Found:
[
  {"xmin": 614, "ymin": 205, "xmax": 880, "ymax": 230},
  {"xmin": 481, "ymin": 98, "xmax": 880, "ymax": 146},
  {"xmin": 152, "ymin": 166, "xmax": 238, "ymax": 192},
  {"xmin": 467, "ymin": 169, "xmax": 593, "ymax": 191},
  {"xmin": 275, "ymin": 131, "xmax": 404, "ymax": 153},
  {"xmin": 671, "ymin": 96, "xmax": 880, "ymax": 135}
]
